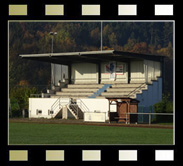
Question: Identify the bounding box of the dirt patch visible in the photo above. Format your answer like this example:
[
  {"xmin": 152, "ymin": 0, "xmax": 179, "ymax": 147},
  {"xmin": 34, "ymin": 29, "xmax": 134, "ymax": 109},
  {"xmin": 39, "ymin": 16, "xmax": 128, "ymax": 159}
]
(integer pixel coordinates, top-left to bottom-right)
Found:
[{"xmin": 9, "ymin": 118, "xmax": 173, "ymax": 129}]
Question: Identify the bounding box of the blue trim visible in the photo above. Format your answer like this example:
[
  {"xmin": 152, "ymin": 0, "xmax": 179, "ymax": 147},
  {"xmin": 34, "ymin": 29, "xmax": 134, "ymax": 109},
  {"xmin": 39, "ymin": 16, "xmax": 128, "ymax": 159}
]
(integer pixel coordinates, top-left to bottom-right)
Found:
[{"xmin": 88, "ymin": 84, "xmax": 112, "ymax": 98}]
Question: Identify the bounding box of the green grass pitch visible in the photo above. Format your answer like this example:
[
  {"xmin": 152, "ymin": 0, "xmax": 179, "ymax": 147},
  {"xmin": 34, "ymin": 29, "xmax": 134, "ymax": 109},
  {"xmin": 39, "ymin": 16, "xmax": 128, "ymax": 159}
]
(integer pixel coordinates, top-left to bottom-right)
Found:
[{"xmin": 9, "ymin": 122, "xmax": 173, "ymax": 145}]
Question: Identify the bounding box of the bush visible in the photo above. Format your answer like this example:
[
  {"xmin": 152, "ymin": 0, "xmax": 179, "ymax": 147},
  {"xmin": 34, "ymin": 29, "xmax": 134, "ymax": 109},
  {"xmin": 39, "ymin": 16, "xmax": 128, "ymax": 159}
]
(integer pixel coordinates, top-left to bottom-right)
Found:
[
  {"xmin": 153, "ymin": 93, "xmax": 173, "ymax": 123},
  {"xmin": 9, "ymin": 86, "xmax": 38, "ymax": 117},
  {"xmin": 154, "ymin": 93, "xmax": 173, "ymax": 113},
  {"xmin": 9, "ymin": 98, "xmax": 21, "ymax": 117}
]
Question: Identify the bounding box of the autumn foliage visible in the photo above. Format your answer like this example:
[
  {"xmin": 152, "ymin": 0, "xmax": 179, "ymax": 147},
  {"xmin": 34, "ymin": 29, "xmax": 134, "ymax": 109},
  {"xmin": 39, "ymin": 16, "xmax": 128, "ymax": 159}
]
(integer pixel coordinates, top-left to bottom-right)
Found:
[{"xmin": 9, "ymin": 22, "xmax": 173, "ymax": 116}]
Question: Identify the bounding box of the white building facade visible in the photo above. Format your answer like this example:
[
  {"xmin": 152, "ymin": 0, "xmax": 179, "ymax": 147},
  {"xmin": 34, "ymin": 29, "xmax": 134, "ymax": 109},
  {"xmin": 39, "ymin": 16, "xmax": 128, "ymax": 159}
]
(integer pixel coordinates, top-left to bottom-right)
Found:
[{"xmin": 20, "ymin": 50, "xmax": 165, "ymax": 121}]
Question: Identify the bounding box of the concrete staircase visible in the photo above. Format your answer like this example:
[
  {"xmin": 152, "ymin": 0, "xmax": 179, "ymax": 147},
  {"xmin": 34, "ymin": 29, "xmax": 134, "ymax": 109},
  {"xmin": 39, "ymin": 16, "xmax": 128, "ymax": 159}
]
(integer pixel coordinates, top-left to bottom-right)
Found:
[
  {"xmin": 99, "ymin": 83, "xmax": 147, "ymax": 98},
  {"xmin": 50, "ymin": 97, "xmax": 88, "ymax": 119},
  {"xmin": 50, "ymin": 84, "xmax": 104, "ymax": 98},
  {"xmin": 67, "ymin": 104, "xmax": 84, "ymax": 119},
  {"xmin": 48, "ymin": 83, "xmax": 147, "ymax": 99},
  {"xmin": 52, "ymin": 108, "xmax": 62, "ymax": 118},
  {"xmin": 88, "ymin": 84, "xmax": 112, "ymax": 98}
]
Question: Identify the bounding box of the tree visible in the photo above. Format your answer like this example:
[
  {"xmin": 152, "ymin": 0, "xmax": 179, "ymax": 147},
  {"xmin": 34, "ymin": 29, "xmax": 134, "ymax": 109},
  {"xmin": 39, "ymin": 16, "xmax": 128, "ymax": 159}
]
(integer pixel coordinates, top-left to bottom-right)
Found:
[
  {"xmin": 163, "ymin": 22, "xmax": 173, "ymax": 47},
  {"xmin": 148, "ymin": 44, "xmax": 156, "ymax": 54},
  {"xmin": 167, "ymin": 42, "xmax": 173, "ymax": 58},
  {"xmin": 132, "ymin": 42, "xmax": 149, "ymax": 54},
  {"xmin": 153, "ymin": 93, "xmax": 173, "ymax": 123},
  {"xmin": 9, "ymin": 98, "xmax": 20, "ymax": 117},
  {"xmin": 154, "ymin": 93, "xmax": 173, "ymax": 113},
  {"xmin": 123, "ymin": 38, "xmax": 136, "ymax": 52},
  {"xmin": 10, "ymin": 85, "xmax": 38, "ymax": 117},
  {"xmin": 90, "ymin": 27, "xmax": 100, "ymax": 47},
  {"xmin": 9, "ymin": 22, "xmax": 174, "ymax": 103},
  {"xmin": 103, "ymin": 24, "xmax": 113, "ymax": 46},
  {"xmin": 108, "ymin": 32, "xmax": 117, "ymax": 47},
  {"xmin": 156, "ymin": 42, "xmax": 173, "ymax": 57}
]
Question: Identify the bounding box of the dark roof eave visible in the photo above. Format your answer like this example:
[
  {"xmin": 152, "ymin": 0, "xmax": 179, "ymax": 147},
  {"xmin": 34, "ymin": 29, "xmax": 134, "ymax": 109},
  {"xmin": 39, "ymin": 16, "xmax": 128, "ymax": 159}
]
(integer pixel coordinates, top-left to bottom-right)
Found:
[
  {"xmin": 19, "ymin": 50, "xmax": 165, "ymax": 64},
  {"xmin": 113, "ymin": 51, "xmax": 165, "ymax": 62}
]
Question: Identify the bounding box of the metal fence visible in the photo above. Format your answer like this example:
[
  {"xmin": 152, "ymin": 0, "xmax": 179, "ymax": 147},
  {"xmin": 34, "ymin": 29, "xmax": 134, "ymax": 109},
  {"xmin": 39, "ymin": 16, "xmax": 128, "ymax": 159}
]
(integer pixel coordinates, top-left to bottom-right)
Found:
[
  {"xmin": 136, "ymin": 105, "xmax": 173, "ymax": 125},
  {"xmin": 128, "ymin": 112, "xmax": 173, "ymax": 125}
]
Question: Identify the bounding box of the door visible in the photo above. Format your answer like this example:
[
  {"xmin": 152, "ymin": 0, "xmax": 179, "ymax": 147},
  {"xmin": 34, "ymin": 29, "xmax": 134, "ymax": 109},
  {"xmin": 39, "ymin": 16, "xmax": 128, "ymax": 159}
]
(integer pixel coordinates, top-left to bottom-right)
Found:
[{"xmin": 117, "ymin": 102, "xmax": 127, "ymax": 122}]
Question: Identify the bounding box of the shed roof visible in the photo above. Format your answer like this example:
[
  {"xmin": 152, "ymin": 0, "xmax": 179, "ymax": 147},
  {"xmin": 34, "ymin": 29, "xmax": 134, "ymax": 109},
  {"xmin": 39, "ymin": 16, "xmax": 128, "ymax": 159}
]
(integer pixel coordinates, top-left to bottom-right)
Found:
[{"xmin": 19, "ymin": 50, "xmax": 165, "ymax": 65}]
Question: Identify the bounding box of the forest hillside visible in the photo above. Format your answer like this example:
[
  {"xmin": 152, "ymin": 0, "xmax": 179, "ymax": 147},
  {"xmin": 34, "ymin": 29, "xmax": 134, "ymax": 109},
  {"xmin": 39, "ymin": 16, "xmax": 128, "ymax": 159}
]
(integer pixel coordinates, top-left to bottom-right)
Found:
[{"xmin": 9, "ymin": 22, "xmax": 174, "ymax": 111}]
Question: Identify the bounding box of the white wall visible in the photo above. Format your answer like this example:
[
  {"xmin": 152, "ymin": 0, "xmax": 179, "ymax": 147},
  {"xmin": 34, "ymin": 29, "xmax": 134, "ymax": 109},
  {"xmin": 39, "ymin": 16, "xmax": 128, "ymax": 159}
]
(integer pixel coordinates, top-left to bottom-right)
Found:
[
  {"xmin": 52, "ymin": 64, "xmax": 68, "ymax": 86},
  {"xmin": 84, "ymin": 112, "xmax": 106, "ymax": 122},
  {"xmin": 144, "ymin": 60, "xmax": 161, "ymax": 83},
  {"xmin": 52, "ymin": 60, "xmax": 161, "ymax": 86},
  {"xmin": 130, "ymin": 60, "xmax": 145, "ymax": 83},
  {"xmin": 77, "ymin": 99, "xmax": 116, "ymax": 120},
  {"xmin": 71, "ymin": 63, "xmax": 98, "ymax": 83},
  {"xmin": 29, "ymin": 98, "xmax": 116, "ymax": 120},
  {"xmin": 101, "ymin": 61, "xmax": 128, "ymax": 83},
  {"xmin": 29, "ymin": 98, "xmax": 69, "ymax": 118}
]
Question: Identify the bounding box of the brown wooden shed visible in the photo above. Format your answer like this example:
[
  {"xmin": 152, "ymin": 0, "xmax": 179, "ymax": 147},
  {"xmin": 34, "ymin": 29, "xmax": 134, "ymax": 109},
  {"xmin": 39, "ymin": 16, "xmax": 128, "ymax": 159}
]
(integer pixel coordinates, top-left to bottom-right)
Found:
[{"xmin": 107, "ymin": 97, "xmax": 139, "ymax": 123}]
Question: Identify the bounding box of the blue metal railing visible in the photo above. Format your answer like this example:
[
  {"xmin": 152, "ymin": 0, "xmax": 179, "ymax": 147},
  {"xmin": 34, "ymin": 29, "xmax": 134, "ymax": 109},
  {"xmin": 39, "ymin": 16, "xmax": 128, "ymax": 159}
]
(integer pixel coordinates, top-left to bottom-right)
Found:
[{"xmin": 88, "ymin": 84, "xmax": 112, "ymax": 98}]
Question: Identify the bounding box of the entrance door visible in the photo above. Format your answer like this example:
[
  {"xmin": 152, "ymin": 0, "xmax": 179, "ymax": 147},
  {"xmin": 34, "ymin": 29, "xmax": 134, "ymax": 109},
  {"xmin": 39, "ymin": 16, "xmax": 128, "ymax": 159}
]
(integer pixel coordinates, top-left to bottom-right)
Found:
[{"xmin": 117, "ymin": 102, "xmax": 128, "ymax": 122}]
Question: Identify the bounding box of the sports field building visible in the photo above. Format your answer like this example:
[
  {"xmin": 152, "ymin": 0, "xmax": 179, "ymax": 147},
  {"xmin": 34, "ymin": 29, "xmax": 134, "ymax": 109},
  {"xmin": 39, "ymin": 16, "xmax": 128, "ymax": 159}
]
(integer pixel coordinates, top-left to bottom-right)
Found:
[{"xmin": 20, "ymin": 50, "xmax": 165, "ymax": 123}]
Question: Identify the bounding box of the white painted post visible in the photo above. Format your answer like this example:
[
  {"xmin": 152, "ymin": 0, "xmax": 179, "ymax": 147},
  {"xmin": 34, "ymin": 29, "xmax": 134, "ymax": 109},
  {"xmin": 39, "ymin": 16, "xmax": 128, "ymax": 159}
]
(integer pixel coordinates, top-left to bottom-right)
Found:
[
  {"xmin": 77, "ymin": 105, "xmax": 78, "ymax": 118},
  {"xmin": 149, "ymin": 113, "xmax": 151, "ymax": 125},
  {"xmin": 29, "ymin": 110, "xmax": 31, "ymax": 120},
  {"xmin": 22, "ymin": 109, "xmax": 25, "ymax": 118}
]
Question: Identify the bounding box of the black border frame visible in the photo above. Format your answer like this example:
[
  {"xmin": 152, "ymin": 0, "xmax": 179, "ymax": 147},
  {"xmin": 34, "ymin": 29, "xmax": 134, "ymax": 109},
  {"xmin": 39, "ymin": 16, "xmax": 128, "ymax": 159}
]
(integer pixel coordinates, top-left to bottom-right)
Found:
[{"xmin": 1, "ymin": 1, "xmax": 180, "ymax": 166}]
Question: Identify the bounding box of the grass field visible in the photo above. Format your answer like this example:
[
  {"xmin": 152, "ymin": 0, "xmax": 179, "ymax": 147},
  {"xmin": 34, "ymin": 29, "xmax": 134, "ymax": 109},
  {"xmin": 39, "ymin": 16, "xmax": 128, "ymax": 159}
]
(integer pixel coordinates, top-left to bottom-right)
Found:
[{"xmin": 9, "ymin": 122, "xmax": 173, "ymax": 145}]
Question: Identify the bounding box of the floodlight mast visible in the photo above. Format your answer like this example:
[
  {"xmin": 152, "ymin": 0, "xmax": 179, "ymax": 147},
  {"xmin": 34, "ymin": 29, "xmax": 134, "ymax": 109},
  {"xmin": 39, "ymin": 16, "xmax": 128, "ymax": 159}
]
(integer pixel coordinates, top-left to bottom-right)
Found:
[
  {"xmin": 49, "ymin": 32, "xmax": 57, "ymax": 54},
  {"xmin": 101, "ymin": 21, "xmax": 103, "ymax": 51},
  {"xmin": 49, "ymin": 32, "xmax": 57, "ymax": 89}
]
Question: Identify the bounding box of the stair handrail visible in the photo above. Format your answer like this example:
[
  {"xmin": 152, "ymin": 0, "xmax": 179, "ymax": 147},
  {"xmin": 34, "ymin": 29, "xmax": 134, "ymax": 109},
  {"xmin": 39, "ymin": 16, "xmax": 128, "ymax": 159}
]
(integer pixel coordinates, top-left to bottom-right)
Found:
[
  {"xmin": 77, "ymin": 98, "xmax": 90, "ymax": 113},
  {"xmin": 51, "ymin": 97, "xmax": 69, "ymax": 111},
  {"xmin": 51, "ymin": 97, "xmax": 61, "ymax": 112},
  {"xmin": 127, "ymin": 83, "xmax": 146, "ymax": 97},
  {"xmin": 66, "ymin": 104, "xmax": 78, "ymax": 119},
  {"xmin": 52, "ymin": 105, "xmax": 63, "ymax": 118}
]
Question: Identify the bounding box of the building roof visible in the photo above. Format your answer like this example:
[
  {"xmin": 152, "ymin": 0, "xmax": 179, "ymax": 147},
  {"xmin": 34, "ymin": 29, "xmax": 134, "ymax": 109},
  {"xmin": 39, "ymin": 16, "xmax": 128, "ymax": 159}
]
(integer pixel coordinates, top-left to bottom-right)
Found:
[{"xmin": 19, "ymin": 50, "xmax": 165, "ymax": 65}]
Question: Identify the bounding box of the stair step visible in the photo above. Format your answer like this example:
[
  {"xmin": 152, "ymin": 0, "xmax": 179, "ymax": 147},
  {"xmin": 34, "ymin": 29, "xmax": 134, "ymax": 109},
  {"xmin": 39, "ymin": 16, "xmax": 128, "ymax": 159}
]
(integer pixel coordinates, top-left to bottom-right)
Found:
[
  {"xmin": 95, "ymin": 96, "xmax": 106, "ymax": 99},
  {"xmin": 106, "ymin": 90, "xmax": 141, "ymax": 93},
  {"xmin": 61, "ymin": 88, "xmax": 98, "ymax": 92},
  {"xmin": 101, "ymin": 94, "xmax": 136, "ymax": 98},
  {"xmin": 112, "ymin": 84, "xmax": 145, "ymax": 88},
  {"xmin": 107, "ymin": 88, "xmax": 136, "ymax": 92},
  {"xmin": 50, "ymin": 95, "xmax": 90, "ymax": 98},
  {"xmin": 101, "ymin": 92, "xmax": 130, "ymax": 96},
  {"xmin": 56, "ymin": 92, "xmax": 93, "ymax": 95},
  {"xmin": 67, "ymin": 84, "xmax": 103, "ymax": 88}
]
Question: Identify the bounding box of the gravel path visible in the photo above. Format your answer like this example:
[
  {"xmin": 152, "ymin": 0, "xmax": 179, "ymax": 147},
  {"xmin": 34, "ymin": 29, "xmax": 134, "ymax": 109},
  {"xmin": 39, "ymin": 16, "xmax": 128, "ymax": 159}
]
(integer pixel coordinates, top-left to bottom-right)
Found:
[{"xmin": 9, "ymin": 118, "xmax": 173, "ymax": 129}]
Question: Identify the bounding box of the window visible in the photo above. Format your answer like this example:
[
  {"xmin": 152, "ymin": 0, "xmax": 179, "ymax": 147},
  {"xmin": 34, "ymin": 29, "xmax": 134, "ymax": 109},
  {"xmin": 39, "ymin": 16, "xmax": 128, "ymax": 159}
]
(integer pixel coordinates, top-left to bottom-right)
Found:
[{"xmin": 36, "ymin": 109, "xmax": 42, "ymax": 115}]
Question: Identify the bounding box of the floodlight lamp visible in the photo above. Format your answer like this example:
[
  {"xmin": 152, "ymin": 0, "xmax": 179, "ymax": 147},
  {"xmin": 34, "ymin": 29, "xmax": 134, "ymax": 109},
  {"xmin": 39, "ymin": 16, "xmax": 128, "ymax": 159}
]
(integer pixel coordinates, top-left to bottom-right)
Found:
[{"xmin": 49, "ymin": 32, "xmax": 57, "ymax": 35}]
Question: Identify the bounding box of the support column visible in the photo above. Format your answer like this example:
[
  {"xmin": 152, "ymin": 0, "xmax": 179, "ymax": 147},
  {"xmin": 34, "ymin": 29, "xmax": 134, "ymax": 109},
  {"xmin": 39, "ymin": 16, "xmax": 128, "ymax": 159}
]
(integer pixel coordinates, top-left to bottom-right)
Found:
[
  {"xmin": 51, "ymin": 63, "xmax": 55, "ymax": 89},
  {"xmin": 68, "ymin": 64, "xmax": 72, "ymax": 84},
  {"xmin": 144, "ymin": 60, "xmax": 148, "ymax": 84},
  {"xmin": 98, "ymin": 63, "xmax": 101, "ymax": 84},
  {"xmin": 128, "ymin": 61, "xmax": 131, "ymax": 84}
]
